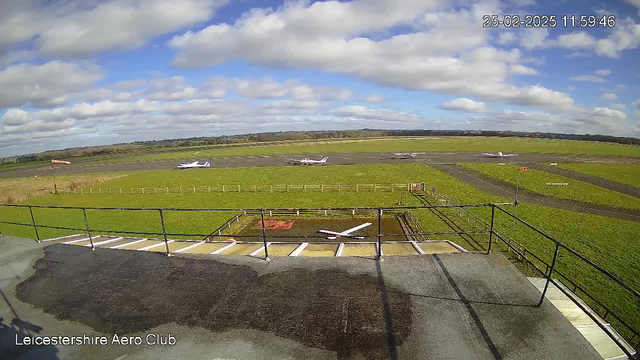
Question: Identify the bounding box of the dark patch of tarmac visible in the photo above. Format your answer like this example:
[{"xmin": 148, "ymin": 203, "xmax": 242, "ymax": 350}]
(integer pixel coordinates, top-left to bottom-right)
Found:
[
  {"xmin": 432, "ymin": 164, "xmax": 640, "ymax": 222},
  {"xmin": 2, "ymin": 151, "xmax": 640, "ymax": 179},
  {"xmin": 15, "ymin": 244, "xmax": 412, "ymax": 359}
]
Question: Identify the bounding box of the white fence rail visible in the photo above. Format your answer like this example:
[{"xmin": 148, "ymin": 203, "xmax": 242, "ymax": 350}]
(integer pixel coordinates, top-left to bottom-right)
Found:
[{"xmin": 69, "ymin": 183, "xmax": 426, "ymax": 195}]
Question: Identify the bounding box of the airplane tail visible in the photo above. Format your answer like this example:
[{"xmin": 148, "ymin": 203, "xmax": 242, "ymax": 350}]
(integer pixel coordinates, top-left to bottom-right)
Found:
[
  {"xmin": 204, "ymin": 162, "xmax": 210, "ymax": 167},
  {"xmin": 321, "ymin": 157, "xmax": 329, "ymax": 162}
]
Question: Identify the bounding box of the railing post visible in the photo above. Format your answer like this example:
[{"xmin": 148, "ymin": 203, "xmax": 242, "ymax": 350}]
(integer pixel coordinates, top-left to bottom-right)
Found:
[
  {"xmin": 28, "ymin": 206, "xmax": 40, "ymax": 243},
  {"xmin": 261, "ymin": 209, "xmax": 269, "ymax": 261},
  {"xmin": 377, "ymin": 208, "xmax": 383, "ymax": 260},
  {"xmin": 538, "ymin": 242, "xmax": 560, "ymax": 307},
  {"xmin": 159, "ymin": 209, "xmax": 171, "ymax": 256},
  {"xmin": 82, "ymin": 208, "xmax": 94, "ymax": 250},
  {"xmin": 488, "ymin": 205, "xmax": 495, "ymax": 254}
]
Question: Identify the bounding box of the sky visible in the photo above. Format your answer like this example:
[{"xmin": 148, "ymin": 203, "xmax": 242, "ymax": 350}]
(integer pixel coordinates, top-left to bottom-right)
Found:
[{"xmin": 0, "ymin": 0, "xmax": 639, "ymax": 157}]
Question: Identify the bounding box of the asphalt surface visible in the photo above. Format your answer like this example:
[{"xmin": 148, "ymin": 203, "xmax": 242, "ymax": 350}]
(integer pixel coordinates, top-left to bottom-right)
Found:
[
  {"xmin": 432, "ymin": 164, "xmax": 640, "ymax": 222},
  {"xmin": 523, "ymin": 163, "xmax": 640, "ymax": 198},
  {"xmin": 1, "ymin": 236, "xmax": 601, "ymax": 360},
  {"xmin": 2, "ymin": 151, "xmax": 640, "ymax": 179}
]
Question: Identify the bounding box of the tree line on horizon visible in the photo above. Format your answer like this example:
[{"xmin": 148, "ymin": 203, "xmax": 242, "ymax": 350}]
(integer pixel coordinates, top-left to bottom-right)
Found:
[{"xmin": 3, "ymin": 129, "xmax": 638, "ymax": 164}]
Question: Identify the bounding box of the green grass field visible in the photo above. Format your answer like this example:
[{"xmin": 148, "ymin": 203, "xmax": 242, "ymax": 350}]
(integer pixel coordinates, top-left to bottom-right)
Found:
[
  {"xmin": 81, "ymin": 136, "xmax": 640, "ymax": 165},
  {"xmin": 558, "ymin": 163, "xmax": 640, "ymax": 188},
  {"xmin": 1, "ymin": 162, "xmax": 639, "ymax": 341},
  {"xmin": 461, "ymin": 163, "xmax": 640, "ymax": 210}
]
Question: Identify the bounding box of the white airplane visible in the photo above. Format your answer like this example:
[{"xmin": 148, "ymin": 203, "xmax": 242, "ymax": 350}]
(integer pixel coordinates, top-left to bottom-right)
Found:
[
  {"xmin": 393, "ymin": 152, "xmax": 426, "ymax": 158},
  {"xmin": 288, "ymin": 156, "xmax": 329, "ymax": 165},
  {"xmin": 318, "ymin": 222, "xmax": 372, "ymax": 240},
  {"xmin": 481, "ymin": 152, "xmax": 519, "ymax": 158},
  {"xmin": 176, "ymin": 161, "xmax": 210, "ymax": 169}
]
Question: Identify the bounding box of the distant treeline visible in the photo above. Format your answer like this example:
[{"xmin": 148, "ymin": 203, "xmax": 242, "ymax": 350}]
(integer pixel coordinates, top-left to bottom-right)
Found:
[{"xmin": 2, "ymin": 129, "xmax": 638, "ymax": 165}]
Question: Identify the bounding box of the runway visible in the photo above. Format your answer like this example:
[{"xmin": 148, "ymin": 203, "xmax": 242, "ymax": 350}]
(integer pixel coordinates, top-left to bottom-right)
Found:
[{"xmin": 2, "ymin": 151, "xmax": 639, "ymax": 179}]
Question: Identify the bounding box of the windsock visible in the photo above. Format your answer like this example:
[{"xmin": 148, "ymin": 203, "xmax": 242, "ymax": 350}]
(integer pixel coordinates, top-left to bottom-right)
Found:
[{"xmin": 51, "ymin": 159, "xmax": 71, "ymax": 165}]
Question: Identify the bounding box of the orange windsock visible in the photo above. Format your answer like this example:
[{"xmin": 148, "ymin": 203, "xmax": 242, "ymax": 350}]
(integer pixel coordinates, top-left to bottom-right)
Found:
[{"xmin": 51, "ymin": 159, "xmax": 71, "ymax": 165}]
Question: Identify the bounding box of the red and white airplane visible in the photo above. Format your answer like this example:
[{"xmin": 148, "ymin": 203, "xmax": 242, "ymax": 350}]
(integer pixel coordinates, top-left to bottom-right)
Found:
[
  {"xmin": 481, "ymin": 152, "xmax": 518, "ymax": 158},
  {"xmin": 318, "ymin": 222, "xmax": 372, "ymax": 240}
]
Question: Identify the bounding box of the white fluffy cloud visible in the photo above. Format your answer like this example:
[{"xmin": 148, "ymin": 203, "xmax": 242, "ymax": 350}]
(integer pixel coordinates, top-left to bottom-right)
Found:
[
  {"xmin": 168, "ymin": 1, "xmax": 576, "ymax": 112},
  {"xmin": 364, "ymin": 95, "xmax": 386, "ymax": 103},
  {"xmin": 602, "ymin": 93, "xmax": 617, "ymax": 100},
  {"xmin": 0, "ymin": 0, "xmax": 227, "ymax": 58},
  {"xmin": 0, "ymin": 61, "xmax": 103, "ymax": 108},
  {"xmin": 440, "ymin": 98, "xmax": 486, "ymax": 113}
]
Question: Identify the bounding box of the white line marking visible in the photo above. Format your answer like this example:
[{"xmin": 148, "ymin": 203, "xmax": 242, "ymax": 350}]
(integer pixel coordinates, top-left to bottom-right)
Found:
[
  {"xmin": 174, "ymin": 241, "xmax": 204, "ymax": 253},
  {"xmin": 446, "ymin": 240, "xmax": 468, "ymax": 253},
  {"xmin": 87, "ymin": 237, "xmax": 123, "ymax": 247},
  {"xmin": 336, "ymin": 243, "xmax": 345, "ymax": 257},
  {"xmin": 138, "ymin": 240, "xmax": 173, "ymax": 251},
  {"xmin": 290, "ymin": 243, "xmax": 308, "ymax": 256},
  {"xmin": 42, "ymin": 234, "xmax": 82, "ymax": 242},
  {"xmin": 411, "ymin": 241, "xmax": 425, "ymax": 255},
  {"xmin": 211, "ymin": 242, "xmax": 236, "ymax": 254},
  {"xmin": 250, "ymin": 243, "xmax": 270, "ymax": 257},
  {"xmin": 63, "ymin": 237, "xmax": 91, "ymax": 244},
  {"xmin": 110, "ymin": 238, "xmax": 146, "ymax": 249}
]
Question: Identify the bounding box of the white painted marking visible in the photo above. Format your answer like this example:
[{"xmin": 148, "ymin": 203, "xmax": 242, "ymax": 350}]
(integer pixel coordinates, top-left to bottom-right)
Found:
[
  {"xmin": 63, "ymin": 237, "xmax": 91, "ymax": 244},
  {"xmin": 211, "ymin": 242, "xmax": 236, "ymax": 254},
  {"xmin": 411, "ymin": 241, "xmax": 426, "ymax": 255},
  {"xmin": 290, "ymin": 243, "xmax": 308, "ymax": 256},
  {"xmin": 250, "ymin": 243, "xmax": 270, "ymax": 257},
  {"xmin": 42, "ymin": 234, "xmax": 82, "ymax": 242},
  {"xmin": 336, "ymin": 243, "xmax": 345, "ymax": 257},
  {"xmin": 446, "ymin": 240, "xmax": 468, "ymax": 253},
  {"xmin": 110, "ymin": 238, "xmax": 146, "ymax": 249},
  {"xmin": 174, "ymin": 241, "xmax": 204, "ymax": 253},
  {"xmin": 87, "ymin": 237, "xmax": 123, "ymax": 247},
  {"xmin": 138, "ymin": 240, "xmax": 174, "ymax": 251}
]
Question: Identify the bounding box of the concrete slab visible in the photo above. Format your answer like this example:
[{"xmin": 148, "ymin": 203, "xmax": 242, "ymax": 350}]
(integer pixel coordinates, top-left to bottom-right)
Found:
[
  {"xmin": 255, "ymin": 244, "xmax": 299, "ymax": 257},
  {"xmin": 180, "ymin": 241, "xmax": 229, "ymax": 254},
  {"xmin": 218, "ymin": 243, "xmax": 262, "ymax": 255},
  {"xmin": 0, "ymin": 236, "xmax": 604, "ymax": 360},
  {"xmin": 381, "ymin": 243, "xmax": 417, "ymax": 255},
  {"xmin": 417, "ymin": 241, "xmax": 461, "ymax": 254},
  {"xmin": 147, "ymin": 241, "xmax": 194, "ymax": 253},
  {"xmin": 300, "ymin": 244, "xmax": 338, "ymax": 257},
  {"xmin": 116, "ymin": 239, "xmax": 161, "ymax": 250},
  {"xmin": 342, "ymin": 243, "xmax": 376, "ymax": 257}
]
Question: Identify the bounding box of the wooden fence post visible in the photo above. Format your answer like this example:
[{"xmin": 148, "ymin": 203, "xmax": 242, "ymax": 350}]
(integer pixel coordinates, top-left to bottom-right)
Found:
[
  {"xmin": 142, "ymin": 188, "xmax": 144, "ymax": 194},
  {"xmin": 208, "ymin": 186, "xmax": 210, "ymax": 193},
  {"xmin": 193, "ymin": 186, "xmax": 196, "ymax": 193},
  {"xmin": 167, "ymin": 186, "xmax": 169, "ymax": 194},
  {"xmin": 238, "ymin": 185, "xmax": 240, "ymax": 192}
]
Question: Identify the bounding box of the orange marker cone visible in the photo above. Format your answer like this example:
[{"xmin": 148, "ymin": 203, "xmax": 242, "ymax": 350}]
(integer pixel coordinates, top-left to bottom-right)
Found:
[{"xmin": 18, "ymin": 210, "xmax": 22, "ymax": 216}]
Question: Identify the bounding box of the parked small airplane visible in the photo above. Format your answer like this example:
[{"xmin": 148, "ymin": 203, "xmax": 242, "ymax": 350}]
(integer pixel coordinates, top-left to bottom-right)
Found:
[
  {"xmin": 481, "ymin": 152, "xmax": 518, "ymax": 158},
  {"xmin": 392, "ymin": 152, "xmax": 425, "ymax": 158},
  {"xmin": 287, "ymin": 156, "xmax": 329, "ymax": 165},
  {"xmin": 176, "ymin": 161, "xmax": 210, "ymax": 169},
  {"xmin": 318, "ymin": 222, "xmax": 372, "ymax": 240}
]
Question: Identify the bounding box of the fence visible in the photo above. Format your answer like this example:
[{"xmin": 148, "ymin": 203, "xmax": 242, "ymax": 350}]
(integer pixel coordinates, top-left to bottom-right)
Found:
[
  {"xmin": 67, "ymin": 183, "xmax": 425, "ymax": 195},
  {"xmin": 0, "ymin": 200, "xmax": 638, "ymax": 358}
]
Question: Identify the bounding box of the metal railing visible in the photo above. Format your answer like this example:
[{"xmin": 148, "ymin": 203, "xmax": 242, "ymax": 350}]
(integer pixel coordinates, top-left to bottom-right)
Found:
[{"xmin": 0, "ymin": 200, "xmax": 638, "ymax": 358}]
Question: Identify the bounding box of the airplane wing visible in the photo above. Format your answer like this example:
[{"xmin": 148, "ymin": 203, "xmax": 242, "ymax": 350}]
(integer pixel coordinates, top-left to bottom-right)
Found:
[
  {"xmin": 502, "ymin": 154, "xmax": 518, "ymax": 157},
  {"xmin": 340, "ymin": 222, "xmax": 373, "ymax": 235},
  {"xmin": 482, "ymin": 153, "xmax": 497, "ymax": 156},
  {"xmin": 318, "ymin": 230, "xmax": 341, "ymax": 235}
]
